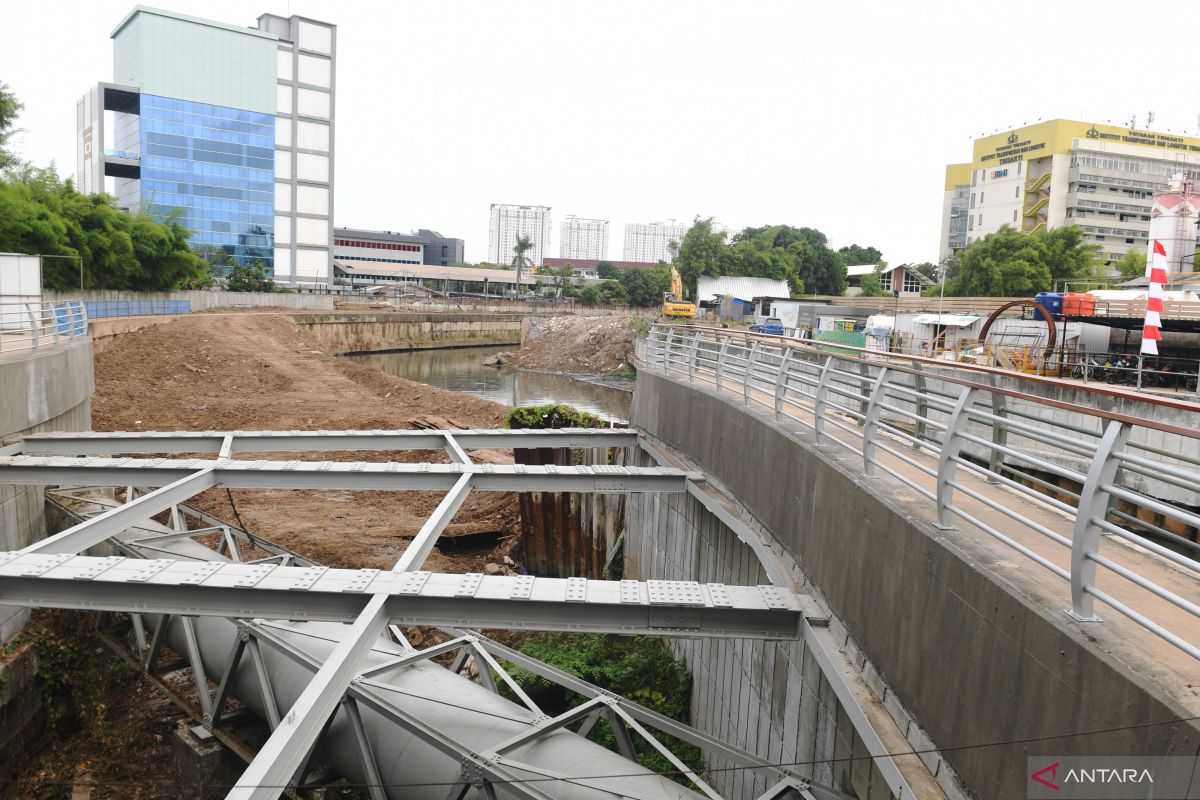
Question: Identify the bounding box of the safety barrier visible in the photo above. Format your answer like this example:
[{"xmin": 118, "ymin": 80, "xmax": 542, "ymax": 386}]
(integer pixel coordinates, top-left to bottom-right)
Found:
[
  {"xmin": 84, "ymin": 299, "xmax": 191, "ymax": 319},
  {"xmin": 639, "ymin": 323, "xmax": 1200, "ymax": 661},
  {"xmin": 0, "ymin": 300, "xmax": 88, "ymax": 354}
]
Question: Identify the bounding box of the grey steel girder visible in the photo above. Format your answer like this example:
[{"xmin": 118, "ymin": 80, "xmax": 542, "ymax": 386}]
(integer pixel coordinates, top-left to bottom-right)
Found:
[
  {"xmin": 18, "ymin": 428, "xmax": 640, "ymax": 455},
  {"xmin": 0, "ymin": 456, "xmax": 692, "ymax": 493},
  {"xmin": 0, "ymin": 553, "xmax": 807, "ymax": 639}
]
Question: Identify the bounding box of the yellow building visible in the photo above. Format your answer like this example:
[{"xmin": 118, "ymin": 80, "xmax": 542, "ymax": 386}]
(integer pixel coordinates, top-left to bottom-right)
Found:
[{"xmin": 939, "ymin": 120, "xmax": 1200, "ymax": 268}]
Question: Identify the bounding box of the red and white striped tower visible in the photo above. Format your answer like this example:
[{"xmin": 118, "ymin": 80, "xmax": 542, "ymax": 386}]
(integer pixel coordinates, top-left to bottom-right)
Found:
[{"xmin": 1142, "ymin": 240, "xmax": 1168, "ymax": 356}]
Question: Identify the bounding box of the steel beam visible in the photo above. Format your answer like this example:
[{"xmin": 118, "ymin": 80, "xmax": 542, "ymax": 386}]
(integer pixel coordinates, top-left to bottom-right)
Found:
[
  {"xmin": 21, "ymin": 428, "xmax": 639, "ymax": 455},
  {"xmin": 21, "ymin": 468, "xmax": 217, "ymax": 555},
  {"xmin": 227, "ymin": 594, "xmax": 390, "ymax": 799},
  {"xmin": 0, "ymin": 554, "xmax": 805, "ymax": 638},
  {"xmin": 0, "ymin": 456, "xmax": 692, "ymax": 493},
  {"xmin": 393, "ymin": 474, "xmax": 472, "ymax": 573}
]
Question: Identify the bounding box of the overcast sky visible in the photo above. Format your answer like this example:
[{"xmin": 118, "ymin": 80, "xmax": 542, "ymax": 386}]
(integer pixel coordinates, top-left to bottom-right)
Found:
[{"xmin": 4, "ymin": 0, "xmax": 1200, "ymax": 265}]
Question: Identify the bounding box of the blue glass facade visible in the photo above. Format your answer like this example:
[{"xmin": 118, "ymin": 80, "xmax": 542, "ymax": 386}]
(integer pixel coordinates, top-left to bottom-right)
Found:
[{"xmin": 135, "ymin": 94, "xmax": 275, "ymax": 272}]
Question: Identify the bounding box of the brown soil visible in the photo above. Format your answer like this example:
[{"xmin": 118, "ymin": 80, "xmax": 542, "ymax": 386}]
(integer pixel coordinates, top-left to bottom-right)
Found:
[
  {"xmin": 505, "ymin": 315, "xmax": 636, "ymax": 374},
  {"xmin": 91, "ymin": 312, "xmax": 520, "ymax": 571},
  {"xmin": 4, "ymin": 312, "xmax": 532, "ymax": 800}
]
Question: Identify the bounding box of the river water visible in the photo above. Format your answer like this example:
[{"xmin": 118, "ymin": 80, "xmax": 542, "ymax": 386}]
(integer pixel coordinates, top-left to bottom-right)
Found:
[{"xmin": 348, "ymin": 345, "xmax": 633, "ymax": 423}]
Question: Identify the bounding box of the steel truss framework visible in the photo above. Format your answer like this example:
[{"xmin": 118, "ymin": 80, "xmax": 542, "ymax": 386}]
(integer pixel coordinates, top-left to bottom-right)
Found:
[{"xmin": 0, "ymin": 429, "xmax": 858, "ymax": 800}]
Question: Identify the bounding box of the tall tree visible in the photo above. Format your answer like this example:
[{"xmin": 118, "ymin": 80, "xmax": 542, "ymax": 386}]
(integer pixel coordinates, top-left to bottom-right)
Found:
[
  {"xmin": 1037, "ymin": 225, "xmax": 1100, "ymax": 286},
  {"xmin": 618, "ymin": 266, "xmax": 671, "ymax": 307},
  {"xmin": 1115, "ymin": 250, "xmax": 1147, "ymax": 281},
  {"xmin": 511, "ymin": 235, "xmax": 533, "ymax": 295},
  {"xmin": 596, "ymin": 261, "xmax": 619, "ymax": 279},
  {"xmin": 945, "ymin": 226, "xmax": 1051, "ymax": 296},
  {"xmin": 0, "ymin": 82, "xmax": 23, "ymax": 172},
  {"xmin": 676, "ymin": 217, "xmax": 726, "ymax": 296},
  {"xmin": 837, "ymin": 243, "xmax": 883, "ymax": 266}
]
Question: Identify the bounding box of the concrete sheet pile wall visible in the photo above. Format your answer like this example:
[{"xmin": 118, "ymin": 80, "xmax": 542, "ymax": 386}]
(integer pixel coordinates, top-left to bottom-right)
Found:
[
  {"xmin": 291, "ymin": 312, "xmax": 523, "ymax": 354},
  {"xmin": 631, "ymin": 368, "xmax": 1200, "ymax": 800},
  {"xmin": 625, "ymin": 487, "xmax": 895, "ymax": 799}
]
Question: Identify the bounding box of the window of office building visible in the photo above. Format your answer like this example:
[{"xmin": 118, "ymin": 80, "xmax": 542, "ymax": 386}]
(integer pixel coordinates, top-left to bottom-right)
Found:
[
  {"xmin": 277, "ymin": 85, "xmax": 292, "ymax": 115},
  {"xmin": 276, "ymin": 154, "xmax": 291, "ymax": 180},
  {"xmin": 296, "ymin": 185, "xmax": 328, "ymax": 215},
  {"xmin": 277, "ymin": 50, "xmax": 293, "ymax": 81},
  {"xmin": 296, "ymin": 120, "xmax": 329, "ymax": 151},
  {"xmin": 276, "ymin": 117, "xmax": 292, "ymax": 147},
  {"xmin": 275, "ymin": 183, "xmax": 291, "ymax": 212},
  {"xmin": 298, "ymin": 55, "xmax": 331, "ymax": 88},
  {"xmin": 137, "ymin": 94, "xmax": 274, "ymax": 273},
  {"xmin": 296, "ymin": 153, "xmax": 329, "ymax": 183},
  {"xmin": 296, "ymin": 217, "xmax": 329, "ymax": 246},
  {"xmin": 297, "ymin": 88, "xmax": 330, "ymax": 119},
  {"xmin": 298, "ymin": 22, "xmax": 332, "ymax": 55},
  {"xmin": 275, "ymin": 216, "xmax": 291, "ymax": 244}
]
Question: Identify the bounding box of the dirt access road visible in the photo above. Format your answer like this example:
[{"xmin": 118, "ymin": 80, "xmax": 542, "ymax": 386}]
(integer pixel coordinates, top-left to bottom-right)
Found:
[{"xmin": 93, "ymin": 312, "xmax": 519, "ymax": 571}]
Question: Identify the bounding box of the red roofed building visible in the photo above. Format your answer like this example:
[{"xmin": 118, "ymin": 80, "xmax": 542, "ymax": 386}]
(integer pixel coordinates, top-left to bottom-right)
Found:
[{"xmin": 540, "ymin": 258, "xmax": 660, "ymax": 273}]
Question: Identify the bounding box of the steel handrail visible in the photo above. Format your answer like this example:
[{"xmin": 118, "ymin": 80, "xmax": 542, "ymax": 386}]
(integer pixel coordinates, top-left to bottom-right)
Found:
[
  {"xmin": 0, "ymin": 299, "xmax": 89, "ymax": 355},
  {"xmin": 641, "ymin": 323, "xmax": 1200, "ymax": 662}
]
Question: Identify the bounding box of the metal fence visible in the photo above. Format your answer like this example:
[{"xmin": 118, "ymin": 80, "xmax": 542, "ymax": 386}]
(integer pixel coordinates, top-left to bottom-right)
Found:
[
  {"xmin": 639, "ymin": 323, "xmax": 1200, "ymax": 662},
  {"xmin": 84, "ymin": 299, "xmax": 191, "ymax": 319},
  {"xmin": 0, "ymin": 300, "xmax": 88, "ymax": 354}
]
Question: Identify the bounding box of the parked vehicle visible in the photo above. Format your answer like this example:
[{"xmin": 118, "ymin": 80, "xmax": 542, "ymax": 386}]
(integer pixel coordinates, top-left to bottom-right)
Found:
[{"xmin": 750, "ymin": 317, "xmax": 785, "ymax": 335}]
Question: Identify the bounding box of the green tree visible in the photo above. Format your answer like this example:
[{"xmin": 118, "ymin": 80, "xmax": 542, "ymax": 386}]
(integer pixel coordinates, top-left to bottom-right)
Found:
[
  {"xmin": 578, "ymin": 284, "xmax": 600, "ymax": 305},
  {"xmin": 539, "ymin": 263, "xmax": 574, "ymax": 296},
  {"xmin": 225, "ymin": 261, "xmax": 275, "ymax": 292},
  {"xmin": 1115, "ymin": 250, "xmax": 1147, "ymax": 281},
  {"xmin": 945, "ymin": 226, "xmax": 1051, "ymax": 296},
  {"xmin": 596, "ymin": 280, "xmax": 628, "ymax": 305},
  {"xmin": 596, "ymin": 261, "xmax": 619, "ymax": 279},
  {"xmin": 0, "ymin": 164, "xmax": 210, "ymax": 290},
  {"xmin": 837, "ymin": 243, "xmax": 883, "ymax": 266},
  {"xmin": 511, "ymin": 235, "xmax": 533, "ymax": 295},
  {"xmin": 0, "ymin": 81, "xmax": 24, "ymax": 171},
  {"xmin": 1038, "ymin": 225, "xmax": 1100, "ymax": 286},
  {"xmin": 618, "ymin": 266, "xmax": 670, "ymax": 307},
  {"xmin": 858, "ymin": 263, "xmax": 889, "ymax": 297},
  {"xmin": 676, "ymin": 217, "xmax": 726, "ymax": 296}
]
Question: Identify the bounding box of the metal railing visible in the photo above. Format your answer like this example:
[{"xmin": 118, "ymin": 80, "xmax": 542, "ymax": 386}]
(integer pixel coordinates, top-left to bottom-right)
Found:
[
  {"xmin": 639, "ymin": 323, "xmax": 1200, "ymax": 662},
  {"xmin": 0, "ymin": 300, "xmax": 89, "ymax": 354}
]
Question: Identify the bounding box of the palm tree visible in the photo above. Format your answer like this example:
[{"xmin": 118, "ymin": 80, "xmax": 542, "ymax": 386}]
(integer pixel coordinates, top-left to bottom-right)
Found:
[{"xmin": 511, "ymin": 235, "xmax": 533, "ymax": 297}]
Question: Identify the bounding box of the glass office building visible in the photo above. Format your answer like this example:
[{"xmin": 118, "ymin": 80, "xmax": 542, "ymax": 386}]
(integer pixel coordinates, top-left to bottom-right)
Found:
[
  {"xmin": 135, "ymin": 95, "xmax": 276, "ymax": 269},
  {"xmin": 78, "ymin": 7, "xmax": 336, "ymax": 282}
]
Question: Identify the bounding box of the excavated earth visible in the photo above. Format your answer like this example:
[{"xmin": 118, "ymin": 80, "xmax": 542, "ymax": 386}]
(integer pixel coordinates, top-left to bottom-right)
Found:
[{"xmin": 4, "ymin": 312, "xmax": 527, "ymax": 800}]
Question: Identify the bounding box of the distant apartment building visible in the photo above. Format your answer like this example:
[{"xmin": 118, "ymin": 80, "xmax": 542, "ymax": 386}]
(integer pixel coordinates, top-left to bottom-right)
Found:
[
  {"xmin": 333, "ymin": 227, "xmax": 464, "ymax": 267},
  {"xmin": 623, "ymin": 220, "xmax": 686, "ymax": 263},
  {"xmin": 559, "ymin": 216, "xmax": 609, "ymax": 261},
  {"xmin": 940, "ymin": 120, "xmax": 1200, "ymax": 267},
  {"xmin": 488, "ymin": 204, "xmax": 552, "ymax": 266},
  {"xmin": 77, "ymin": 6, "xmax": 336, "ymax": 285}
]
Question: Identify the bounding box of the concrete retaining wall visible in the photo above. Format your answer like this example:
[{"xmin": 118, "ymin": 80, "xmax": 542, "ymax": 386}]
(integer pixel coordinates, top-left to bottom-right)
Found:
[
  {"xmin": 625, "ymin": 486, "xmax": 900, "ymax": 800},
  {"xmin": 632, "ymin": 368, "xmax": 1200, "ymax": 800},
  {"xmin": 44, "ymin": 288, "xmax": 335, "ymax": 312},
  {"xmin": 291, "ymin": 313, "xmax": 523, "ymax": 354},
  {"xmin": 0, "ymin": 339, "xmax": 94, "ymax": 641},
  {"xmin": 0, "ymin": 339, "xmax": 93, "ymax": 770}
]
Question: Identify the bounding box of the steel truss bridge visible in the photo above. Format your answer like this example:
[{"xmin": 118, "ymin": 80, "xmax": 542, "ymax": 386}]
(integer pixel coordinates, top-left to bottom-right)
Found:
[{"xmin": 0, "ymin": 428, "xmax": 869, "ymax": 800}]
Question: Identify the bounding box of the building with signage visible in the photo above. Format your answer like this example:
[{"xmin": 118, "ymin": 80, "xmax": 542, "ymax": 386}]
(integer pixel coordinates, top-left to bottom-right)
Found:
[
  {"xmin": 939, "ymin": 120, "xmax": 1200, "ymax": 269},
  {"xmin": 334, "ymin": 227, "xmax": 464, "ymax": 267},
  {"xmin": 559, "ymin": 216, "xmax": 609, "ymax": 261},
  {"xmin": 623, "ymin": 220, "xmax": 686, "ymax": 263},
  {"xmin": 76, "ymin": 6, "xmax": 336, "ymax": 285},
  {"xmin": 488, "ymin": 204, "xmax": 552, "ymax": 266}
]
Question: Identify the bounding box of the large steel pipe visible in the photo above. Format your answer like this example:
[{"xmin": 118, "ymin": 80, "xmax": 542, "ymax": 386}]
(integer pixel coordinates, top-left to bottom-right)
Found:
[{"xmin": 127, "ymin": 532, "xmax": 702, "ymax": 799}]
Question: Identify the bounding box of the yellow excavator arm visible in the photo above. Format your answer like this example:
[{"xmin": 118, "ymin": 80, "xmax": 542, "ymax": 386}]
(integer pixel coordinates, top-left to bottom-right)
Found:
[{"xmin": 662, "ymin": 266, "xmax": 697, "ymax": 318}]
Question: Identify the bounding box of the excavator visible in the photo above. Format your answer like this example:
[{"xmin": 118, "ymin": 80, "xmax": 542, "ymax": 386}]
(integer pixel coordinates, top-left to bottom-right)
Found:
[{"xmin": 661, "ymin": 266, "xmax": 697, "ymax": 318}]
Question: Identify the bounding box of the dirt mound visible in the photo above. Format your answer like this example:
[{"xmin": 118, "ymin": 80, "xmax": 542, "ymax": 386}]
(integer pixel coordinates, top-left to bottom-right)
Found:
[
  {"xmin": 506, "ymin": 315, "xmax": 636, "ymax": 374},
  {"xmin": 91, "ymin": 313, "xmax": 518, "ymax": 570}
]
